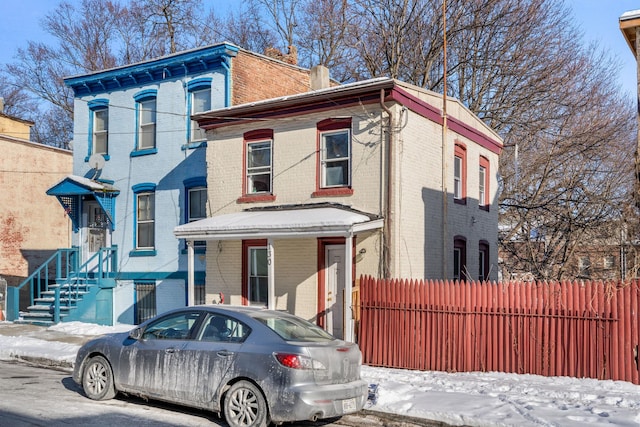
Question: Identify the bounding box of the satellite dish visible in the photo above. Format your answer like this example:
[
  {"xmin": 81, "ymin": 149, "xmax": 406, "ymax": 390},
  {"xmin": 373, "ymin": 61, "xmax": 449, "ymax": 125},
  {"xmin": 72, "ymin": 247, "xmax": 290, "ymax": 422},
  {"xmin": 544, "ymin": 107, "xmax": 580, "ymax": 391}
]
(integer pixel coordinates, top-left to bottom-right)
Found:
[{"xmin": 88, "ymin": 154, "xmax": 105, "ymax": 180}]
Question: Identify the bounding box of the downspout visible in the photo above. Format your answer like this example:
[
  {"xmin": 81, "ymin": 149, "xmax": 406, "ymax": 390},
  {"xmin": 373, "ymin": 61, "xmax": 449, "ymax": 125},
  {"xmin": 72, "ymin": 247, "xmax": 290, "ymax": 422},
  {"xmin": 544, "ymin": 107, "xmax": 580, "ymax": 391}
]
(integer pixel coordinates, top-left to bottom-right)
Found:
[
  {"xmin": 441, "ymin": 0, "xmax": 449, "ymax": 278},
  {"xmin": 380, "ymin": 88, "xmax": 393, "ymax": 278},
  {"xmin": 221, "ymin": 57, "xmax": 232, "ymax": 107}
]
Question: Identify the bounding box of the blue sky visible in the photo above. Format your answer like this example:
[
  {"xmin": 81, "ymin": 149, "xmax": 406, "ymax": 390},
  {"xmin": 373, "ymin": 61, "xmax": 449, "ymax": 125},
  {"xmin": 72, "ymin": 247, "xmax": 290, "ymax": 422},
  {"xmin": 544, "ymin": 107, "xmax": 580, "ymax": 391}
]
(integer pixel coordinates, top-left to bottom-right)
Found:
[{"xmin": 0, "ymin": 0, "xmax": 638, "ymax": 95}]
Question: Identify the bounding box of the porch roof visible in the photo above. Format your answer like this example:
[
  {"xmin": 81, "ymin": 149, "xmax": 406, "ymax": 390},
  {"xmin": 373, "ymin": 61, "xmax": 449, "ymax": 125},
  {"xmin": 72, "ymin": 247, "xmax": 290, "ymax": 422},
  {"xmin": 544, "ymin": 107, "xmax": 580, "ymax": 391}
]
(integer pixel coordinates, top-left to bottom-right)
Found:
[
  {"xmin": 173, "ymin": 205, "xmax": 383, "ymax": 241},
  {"xmin": 46, "ymin": 175, "xmax": 119, "ymax": 196},
  {"xmin": 46, "ymin": 175, "xmax": 119, "ymax": 232}
]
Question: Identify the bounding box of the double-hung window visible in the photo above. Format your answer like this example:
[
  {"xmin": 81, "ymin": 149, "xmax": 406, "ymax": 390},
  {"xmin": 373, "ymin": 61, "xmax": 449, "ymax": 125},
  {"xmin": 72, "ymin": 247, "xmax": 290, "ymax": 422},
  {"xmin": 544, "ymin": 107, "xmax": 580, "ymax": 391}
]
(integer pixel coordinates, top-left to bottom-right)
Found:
[
  {"xmin": 133, "ymin": 183, "xmax": 156, "ymax": 254},
  {"xmin": 139, "ymin": 99, "xmax": 156, "ymax": 149},
  {"xmin": 239, "ymin": 129, "xmax": 275, "ymax": 203},
  {"xmin": 479, "ymin": 156, "xmax": 490, "ymax": 210},
  {"xmin": 247, "ymin": 140, "xmax": 272, "ymax": 193},
  {"xmin": 187, "ymin": 78, "xmax": 212, "ymax": 144},
  {"xmin": 243, "ymin": 240, "xmax": 268, "ymax": 307},
  {"xmin": 133, "ymin": 90, "xmax": 157, "ymax": 154},
  {"xmin": 454, "ymin": 143, "xmax": 467, "ymax": 204},
  {"xmin": 315, "ymin": 118, "xmax": 353, "ymax": 196},
  {"xmin": 321, "ymin": 130, "xmax": 350, "ymax": 187},
  {"xmin": 88, "ymin": 99, "xmax": 109, "ymax": 158},
  {"xmin": 184, "ymin": 176, "xmax": 207, "ymax": 248}
]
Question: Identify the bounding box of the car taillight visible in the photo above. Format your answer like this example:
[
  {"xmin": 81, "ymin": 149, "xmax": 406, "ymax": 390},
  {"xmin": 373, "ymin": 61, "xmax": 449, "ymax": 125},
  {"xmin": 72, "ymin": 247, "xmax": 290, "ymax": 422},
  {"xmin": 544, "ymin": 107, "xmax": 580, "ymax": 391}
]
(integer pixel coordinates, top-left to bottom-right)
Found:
[{"xmin": 274, "ymin": 353, "xmax": 326, "ymax": 370}]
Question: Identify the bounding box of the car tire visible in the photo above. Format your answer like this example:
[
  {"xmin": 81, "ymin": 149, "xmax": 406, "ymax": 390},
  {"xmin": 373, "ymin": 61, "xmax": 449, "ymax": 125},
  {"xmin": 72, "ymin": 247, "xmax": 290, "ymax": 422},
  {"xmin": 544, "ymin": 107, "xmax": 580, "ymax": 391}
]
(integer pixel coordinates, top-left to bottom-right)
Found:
[
  {"xmin": 223, "ymin": 380, "xmax": 268, "ymax": 427},
  {"xmin": 82, "ymin": 355, "xmax": 117, "ymax": 401}
]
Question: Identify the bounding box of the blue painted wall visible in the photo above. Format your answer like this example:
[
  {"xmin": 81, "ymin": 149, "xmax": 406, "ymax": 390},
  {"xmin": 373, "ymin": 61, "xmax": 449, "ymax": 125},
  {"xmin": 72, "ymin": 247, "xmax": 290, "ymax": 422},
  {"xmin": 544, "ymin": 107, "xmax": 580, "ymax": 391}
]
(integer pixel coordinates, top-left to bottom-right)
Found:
[{"xmin": 65, "ymin": 44, "xmax": 238, "ymax": 324}]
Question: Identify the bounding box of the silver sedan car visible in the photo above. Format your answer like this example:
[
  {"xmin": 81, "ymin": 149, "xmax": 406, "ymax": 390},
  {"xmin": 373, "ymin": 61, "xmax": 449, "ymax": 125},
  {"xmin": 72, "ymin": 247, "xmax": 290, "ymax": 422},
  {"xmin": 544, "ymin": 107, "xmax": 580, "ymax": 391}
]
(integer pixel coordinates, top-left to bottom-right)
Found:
[{"xmin": 73, "ymin": 305, "xmax": 367, "ymax": 427}]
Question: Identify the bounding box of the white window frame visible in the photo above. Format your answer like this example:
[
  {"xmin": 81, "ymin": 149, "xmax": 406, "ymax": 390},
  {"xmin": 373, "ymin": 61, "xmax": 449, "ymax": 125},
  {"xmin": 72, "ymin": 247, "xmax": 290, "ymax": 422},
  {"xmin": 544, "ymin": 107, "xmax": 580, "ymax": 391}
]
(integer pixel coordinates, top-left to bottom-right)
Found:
[
  {"xmin": 93, "ymin": 107, "xmax": 109, "ymax": 155},
  {"xmin": 190, "ymin": 87, "xmax": 211, "ymax": 142},
  {"xmin": 454, "ymin": 155, "xmax": 463, "ymax": 200},
  {"xmin": 248, "ymin": 246, "xmax": 268, "ymax": 306},
  {"xmin": 320, "ymin": 129, "xmax": 351, "ymax": 188},
  {"xmin": 246, "ymin": 140, "xmax": 272, "ymax": 194},
  {"xmin": 136, "ymin": 192, "xmax": 155, "ymax": 250},
  {"xmin": 479, "ymin": 165, "xmax": 486, "ymax": 206},
  {"xmin": 138, "ymin": 98, "xmax": 156, "ymax": 150}
]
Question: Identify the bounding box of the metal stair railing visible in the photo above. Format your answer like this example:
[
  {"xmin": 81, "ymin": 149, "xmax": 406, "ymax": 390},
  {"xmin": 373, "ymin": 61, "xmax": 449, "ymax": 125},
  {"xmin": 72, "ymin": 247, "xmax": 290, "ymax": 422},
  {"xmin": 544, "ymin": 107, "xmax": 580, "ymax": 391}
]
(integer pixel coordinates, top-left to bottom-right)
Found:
[
  {"xmin": 54, "ymin": 246, "xmax": 118, "ymax": 322},
  {"xmin": 7, "ymin": 246, "xmax": 118, "ymax": 322}
]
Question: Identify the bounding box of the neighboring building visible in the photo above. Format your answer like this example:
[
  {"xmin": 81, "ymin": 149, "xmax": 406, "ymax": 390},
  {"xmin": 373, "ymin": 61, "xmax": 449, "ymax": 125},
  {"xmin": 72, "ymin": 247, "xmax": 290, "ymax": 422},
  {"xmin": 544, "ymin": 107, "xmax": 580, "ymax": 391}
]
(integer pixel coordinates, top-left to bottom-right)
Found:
[
  {"xmin": 0, "ymin": 113, "xmax": 72, "ymax": 287},
  {"xmin": 620, "ymin": 10, "xmax": 640, "ymax": 206},
  {"xmin": 175, "ymin": 77, "xmax": 503, "ymax": 340},
  {"xmin": 40, "ymin": 43, "xmax": 318, "ymax": 325},
  {"xmin": 498, "ymin": 224, "xmax": 640, "ymax": 282}
]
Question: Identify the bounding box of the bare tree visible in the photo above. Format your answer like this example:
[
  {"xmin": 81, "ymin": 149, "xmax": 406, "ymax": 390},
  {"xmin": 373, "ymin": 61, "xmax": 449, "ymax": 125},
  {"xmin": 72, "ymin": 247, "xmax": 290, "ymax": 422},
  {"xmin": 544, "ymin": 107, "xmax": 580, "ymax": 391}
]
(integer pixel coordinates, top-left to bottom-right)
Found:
[{"xmin": 1, "ymin": 0, "xmax": 222, "ymax": 148}]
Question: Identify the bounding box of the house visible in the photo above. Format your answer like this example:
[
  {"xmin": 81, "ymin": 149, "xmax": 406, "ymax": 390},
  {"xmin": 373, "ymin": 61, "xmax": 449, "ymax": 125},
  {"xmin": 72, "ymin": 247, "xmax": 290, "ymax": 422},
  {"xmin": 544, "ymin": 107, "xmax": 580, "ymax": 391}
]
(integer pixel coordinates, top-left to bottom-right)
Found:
[
  {"xmin": 0, "ymin": 112, "xmax": 72, "ymax": 288},
  {"xmin": 174, "ymin": 76, "xmax": 503, "ymax": 341},
  {"xmin": 20, "ymin": 43, "xmax": 319, "ymax": 325}
]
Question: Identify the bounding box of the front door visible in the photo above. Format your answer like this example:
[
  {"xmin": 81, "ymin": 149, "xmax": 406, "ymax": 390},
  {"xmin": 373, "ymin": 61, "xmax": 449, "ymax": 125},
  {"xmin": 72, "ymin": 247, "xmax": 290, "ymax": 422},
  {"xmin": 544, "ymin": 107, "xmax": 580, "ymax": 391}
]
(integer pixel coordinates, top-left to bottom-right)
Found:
[
  {"xmin": 82, "ymin": 200, "xmax": 110, "ymax": 268},
  {"xmin": 325, "ymin": 245, "xmax": 346, "ymax": 339}
]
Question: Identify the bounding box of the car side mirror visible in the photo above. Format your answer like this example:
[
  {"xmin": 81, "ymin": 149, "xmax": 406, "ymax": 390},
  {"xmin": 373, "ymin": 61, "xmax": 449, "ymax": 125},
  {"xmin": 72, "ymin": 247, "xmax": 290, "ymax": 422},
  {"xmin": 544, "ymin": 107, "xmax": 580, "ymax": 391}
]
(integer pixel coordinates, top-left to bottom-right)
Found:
[{"xmin": 129, "ymin": 327, "xmax": 144, "ymax": 340}]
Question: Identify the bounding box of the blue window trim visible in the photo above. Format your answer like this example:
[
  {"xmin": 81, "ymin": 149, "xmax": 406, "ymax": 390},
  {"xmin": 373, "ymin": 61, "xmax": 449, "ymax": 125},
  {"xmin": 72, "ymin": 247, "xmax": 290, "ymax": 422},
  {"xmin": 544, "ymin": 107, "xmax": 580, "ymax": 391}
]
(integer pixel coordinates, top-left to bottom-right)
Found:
[
  {"xmin": 132, "ymin": 89, "xmax": 158, "ymax": 156},
  {"xmin": 186, "ymin": 78, "xmax": 212, "ymax": 146},
  {"xmin": 130, "ymin": 182, "xmax": 157, "ymax": 257},
  {"xmin": 187, "ymin": 78, "xmax": 212, "ymax": 91},
  {"xmin": 86, "ymin": 99, "xmax": 110, "ymax": 161}
]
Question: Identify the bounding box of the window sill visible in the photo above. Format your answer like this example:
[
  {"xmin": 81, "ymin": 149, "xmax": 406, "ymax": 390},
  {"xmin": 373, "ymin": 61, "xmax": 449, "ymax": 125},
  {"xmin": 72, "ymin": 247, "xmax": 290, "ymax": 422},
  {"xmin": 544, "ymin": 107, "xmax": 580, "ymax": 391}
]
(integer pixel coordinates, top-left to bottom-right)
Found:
[
  {"xmin": 312, "ymin": 188, "xmax": 354, "ymax": 197},
  {"xmin": 181, "ymin": 141, "xmax": 208, "ymax": 151},
  {"xmin": 84, "ymin": 154, "xmax": 110, "ymax": 162},
  {"xmin": 129, "ymin": 249, "xmax": 157, "ymax": 257},
  {"xmin": 130, "ymin": 148, "xmax": 158, "ymax": 157},
  {"xmin": 479, "ymin": 205, "xmax": 490, "ymax": 212},
  {"xmin": 454, "ymin": 197, "xmax": 467, "ymax": 205},
  {"xmin": 237, "ymin": 194, "xmax": 276, "ymax": 204}
]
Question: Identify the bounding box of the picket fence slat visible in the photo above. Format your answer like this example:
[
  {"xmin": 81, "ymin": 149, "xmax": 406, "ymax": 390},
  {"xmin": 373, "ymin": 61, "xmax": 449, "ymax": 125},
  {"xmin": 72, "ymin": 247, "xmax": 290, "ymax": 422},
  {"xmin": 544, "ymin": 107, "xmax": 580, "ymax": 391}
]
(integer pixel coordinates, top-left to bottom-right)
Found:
[{"xmin": 357, "ymin": 276, "xmax": 640, "ymax": 385}]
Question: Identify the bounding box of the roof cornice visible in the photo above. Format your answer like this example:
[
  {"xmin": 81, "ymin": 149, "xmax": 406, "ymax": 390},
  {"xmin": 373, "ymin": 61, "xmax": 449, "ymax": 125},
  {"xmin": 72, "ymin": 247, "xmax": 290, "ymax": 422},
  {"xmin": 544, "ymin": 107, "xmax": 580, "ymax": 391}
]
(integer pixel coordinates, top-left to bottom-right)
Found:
[
  {"xmin": 64, "ymin": 43, "xmax": 239, "ymax": 97},
  {"xmin": 195, "ymin": 77, "xmax": 503, "ymax": 154}
]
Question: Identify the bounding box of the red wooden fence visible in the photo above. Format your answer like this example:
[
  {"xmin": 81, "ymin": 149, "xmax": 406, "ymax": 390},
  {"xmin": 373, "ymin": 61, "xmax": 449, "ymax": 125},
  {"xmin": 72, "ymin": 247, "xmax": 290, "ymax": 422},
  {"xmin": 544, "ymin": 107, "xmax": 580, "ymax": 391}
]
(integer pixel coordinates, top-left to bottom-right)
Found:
[{"xmin": 357, "ymin": 275, "xmax": 640, "ymax": 384}]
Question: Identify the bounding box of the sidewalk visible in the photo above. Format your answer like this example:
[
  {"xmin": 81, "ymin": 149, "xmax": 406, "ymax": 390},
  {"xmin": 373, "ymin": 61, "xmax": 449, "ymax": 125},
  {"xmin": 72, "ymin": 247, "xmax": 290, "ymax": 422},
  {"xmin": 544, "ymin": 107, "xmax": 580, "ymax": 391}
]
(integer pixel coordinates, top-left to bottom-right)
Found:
[{"xmin": 2, "ymin": 321, "xmax": 640, "ymax": 427}]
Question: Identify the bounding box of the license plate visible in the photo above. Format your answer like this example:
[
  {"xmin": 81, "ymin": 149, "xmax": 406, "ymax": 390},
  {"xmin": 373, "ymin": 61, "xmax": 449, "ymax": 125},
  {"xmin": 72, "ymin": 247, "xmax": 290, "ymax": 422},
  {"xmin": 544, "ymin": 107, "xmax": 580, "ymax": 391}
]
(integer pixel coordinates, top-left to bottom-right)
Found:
[{"xmin": 342, "ymin": 398, "xmax": 357, "ymax": 413}]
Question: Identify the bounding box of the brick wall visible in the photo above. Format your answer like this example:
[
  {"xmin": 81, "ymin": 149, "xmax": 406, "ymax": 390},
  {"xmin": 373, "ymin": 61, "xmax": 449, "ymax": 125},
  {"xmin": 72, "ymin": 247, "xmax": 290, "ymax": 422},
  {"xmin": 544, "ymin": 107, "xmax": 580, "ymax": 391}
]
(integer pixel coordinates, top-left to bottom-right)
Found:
[{"xmin": 231, "ymin": 50, "xmax": 311, "ymax": 105}]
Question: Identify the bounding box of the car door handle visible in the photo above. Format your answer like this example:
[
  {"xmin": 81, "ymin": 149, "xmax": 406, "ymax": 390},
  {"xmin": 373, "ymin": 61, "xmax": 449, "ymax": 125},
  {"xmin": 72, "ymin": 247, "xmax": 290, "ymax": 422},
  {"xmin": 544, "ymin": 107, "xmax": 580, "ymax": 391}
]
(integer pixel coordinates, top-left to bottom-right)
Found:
[
  {"xmin": 165, "ymin": 347, "xmax": 180, "ymax": 354},
  {"xmin": 217, "ymin": 350, "xmax": 234, "ymax": 357}
]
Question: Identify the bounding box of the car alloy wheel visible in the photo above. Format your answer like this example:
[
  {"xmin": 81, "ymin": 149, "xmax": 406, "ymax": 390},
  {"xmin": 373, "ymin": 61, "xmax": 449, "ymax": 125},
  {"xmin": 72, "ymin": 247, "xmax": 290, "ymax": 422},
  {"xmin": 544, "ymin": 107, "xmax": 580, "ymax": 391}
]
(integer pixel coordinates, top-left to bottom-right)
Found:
[
  {"xmin": 82, "ymin": 355, "xmax": 117, "ymax": 401},
  {"xmin": 224, "ymin": 380, "xmax": 268, "ymax": 427}
]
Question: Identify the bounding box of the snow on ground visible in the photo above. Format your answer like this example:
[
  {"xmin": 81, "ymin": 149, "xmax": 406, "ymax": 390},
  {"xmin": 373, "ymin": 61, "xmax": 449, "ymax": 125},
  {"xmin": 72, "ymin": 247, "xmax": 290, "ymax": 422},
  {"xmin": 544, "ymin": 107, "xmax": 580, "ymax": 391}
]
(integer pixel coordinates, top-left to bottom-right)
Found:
[{"xmin": 1, "ymin": 321, "xmax": 639, "ymax": 426}]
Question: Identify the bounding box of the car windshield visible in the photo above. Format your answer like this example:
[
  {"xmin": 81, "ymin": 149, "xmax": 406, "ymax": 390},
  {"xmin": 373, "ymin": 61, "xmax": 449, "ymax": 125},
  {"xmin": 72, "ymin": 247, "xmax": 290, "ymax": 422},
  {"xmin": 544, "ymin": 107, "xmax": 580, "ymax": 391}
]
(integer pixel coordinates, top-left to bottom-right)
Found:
[{"xmin": 254, "ymin": 313, "xmax": 335, "ymax": 342}]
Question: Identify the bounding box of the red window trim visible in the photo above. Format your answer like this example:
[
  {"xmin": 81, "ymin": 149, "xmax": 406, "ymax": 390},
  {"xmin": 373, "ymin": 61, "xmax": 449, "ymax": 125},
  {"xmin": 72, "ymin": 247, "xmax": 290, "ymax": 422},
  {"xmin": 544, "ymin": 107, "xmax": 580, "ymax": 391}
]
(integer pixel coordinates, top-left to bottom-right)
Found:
[
  {"xmin": 479, "ymin": 155, "xmax": 490, "ymax": 211},
  {"xmin": 238, "ymin": 129, "xmax": 275, "ymax": 204},
  {"xmin": 241, "ymin": 239, "xmax": 268, "ymax": 306},
  {"xmin": 316, "ymin": 118, "xmax": 353, "ymax": 195},
  {"xmin": 454, "ymin": 142, "xmax": 467, "ymax": 205}
]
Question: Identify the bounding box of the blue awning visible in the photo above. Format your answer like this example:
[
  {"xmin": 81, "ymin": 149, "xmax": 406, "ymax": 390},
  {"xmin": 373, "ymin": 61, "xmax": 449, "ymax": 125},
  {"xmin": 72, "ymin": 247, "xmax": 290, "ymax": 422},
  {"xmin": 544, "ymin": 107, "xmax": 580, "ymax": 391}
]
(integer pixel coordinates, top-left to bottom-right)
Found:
[{"xmin": 47, "ymin": 175, "xmax": 119, "ymax": 232}]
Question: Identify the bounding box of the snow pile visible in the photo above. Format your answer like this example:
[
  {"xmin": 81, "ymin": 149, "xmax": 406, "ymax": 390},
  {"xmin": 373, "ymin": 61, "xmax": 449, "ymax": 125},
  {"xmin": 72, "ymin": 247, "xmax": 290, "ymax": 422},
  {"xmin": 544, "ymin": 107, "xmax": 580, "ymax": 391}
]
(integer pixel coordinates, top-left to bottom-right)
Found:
[{"xmin": 1, "ymin": 320, "xmax": 640, "ymax": 426}]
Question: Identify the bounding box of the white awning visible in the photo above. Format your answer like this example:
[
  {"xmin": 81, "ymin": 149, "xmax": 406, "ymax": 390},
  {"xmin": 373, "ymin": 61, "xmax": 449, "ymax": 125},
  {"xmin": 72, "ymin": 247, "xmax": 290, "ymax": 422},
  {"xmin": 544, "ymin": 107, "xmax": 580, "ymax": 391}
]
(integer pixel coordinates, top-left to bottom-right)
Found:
[{"xmin": 174, "ymin": 207, "xmax": 383, "ymax": 240}]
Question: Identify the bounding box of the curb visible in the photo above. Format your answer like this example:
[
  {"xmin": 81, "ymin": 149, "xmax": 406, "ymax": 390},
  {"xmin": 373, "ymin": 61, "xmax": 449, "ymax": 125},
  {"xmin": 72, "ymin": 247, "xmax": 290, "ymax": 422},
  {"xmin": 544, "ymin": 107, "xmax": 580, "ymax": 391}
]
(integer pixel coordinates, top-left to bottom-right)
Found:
[{"xmin": 10, "ymin": 355, "xmax": 73, "ymax": 372}]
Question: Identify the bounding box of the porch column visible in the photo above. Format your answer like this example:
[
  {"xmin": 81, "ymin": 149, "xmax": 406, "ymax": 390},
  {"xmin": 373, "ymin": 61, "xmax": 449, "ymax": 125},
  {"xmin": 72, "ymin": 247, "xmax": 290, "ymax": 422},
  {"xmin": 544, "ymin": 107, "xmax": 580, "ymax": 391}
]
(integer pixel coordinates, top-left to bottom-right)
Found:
[
  {"xmin": 267, "ymin": 238, "xmax": 275, "ymax": 310},
  {"xmin": 187, "ymin": 240, "xmax": 195, "ymax": 306},
  {"xmin": 344, "ymin": 234, "xmax": 354, "ymax": 342}
]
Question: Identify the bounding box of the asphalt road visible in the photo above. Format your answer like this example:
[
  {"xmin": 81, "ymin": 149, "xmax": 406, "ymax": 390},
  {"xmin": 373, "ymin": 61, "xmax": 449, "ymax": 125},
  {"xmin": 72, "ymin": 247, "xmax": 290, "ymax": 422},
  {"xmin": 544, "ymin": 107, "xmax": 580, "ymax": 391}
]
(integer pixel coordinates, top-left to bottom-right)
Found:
[{"xmin": 0, "ymin": 360, "xmax": 445, "ymax": 427}]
